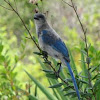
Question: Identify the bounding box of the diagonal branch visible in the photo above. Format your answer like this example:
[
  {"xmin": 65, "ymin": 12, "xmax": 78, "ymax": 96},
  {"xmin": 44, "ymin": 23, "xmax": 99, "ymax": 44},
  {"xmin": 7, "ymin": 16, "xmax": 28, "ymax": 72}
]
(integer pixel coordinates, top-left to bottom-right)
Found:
[
  {"xmin": 61, "ymin": 0, "xmax": 73, "ymax": 7},
  {"xmin": 0, "ymin": 4, "xmax": 13, "ymax": 11}
]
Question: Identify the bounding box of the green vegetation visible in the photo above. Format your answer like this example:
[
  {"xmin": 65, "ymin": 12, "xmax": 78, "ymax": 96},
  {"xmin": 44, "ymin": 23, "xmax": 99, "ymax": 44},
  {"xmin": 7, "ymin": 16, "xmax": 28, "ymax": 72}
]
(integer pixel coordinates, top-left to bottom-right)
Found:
[{"xmin": 0, "ymin": 0, "xmax": 100, "ymax": 100}]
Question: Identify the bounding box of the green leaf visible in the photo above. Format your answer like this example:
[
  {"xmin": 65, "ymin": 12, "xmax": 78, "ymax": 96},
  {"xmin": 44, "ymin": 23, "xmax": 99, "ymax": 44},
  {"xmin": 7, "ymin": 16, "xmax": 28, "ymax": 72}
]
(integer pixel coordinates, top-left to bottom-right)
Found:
[
  {"xmin": 48, "ymin": 80, "xmax": 60, "ymax": 100},
  {"xmin": 25, "ymin": 70, "xmax": 57, "ymax": 100},
  {"xmin": 34, "ymin": 85, "xmax": 37, "ymax": 97},
  {"xmin": 81, "ymin": 50, "xmax": 87, "ymax": 55},
  {"xmin": 79, "ymin": 75, "xmax": 88, "ymax": 79},
  {"xmin": 42, "ymin": 69, "xmax": 53, "ymax": 73},
  {"xmin": 0, "ymin": 43, "xmax": 3, "ymax": 53},
  {"xmin": 49, "ymin": 83, "xmax": 63, "ymax": 88},
  {"xmin": 96, "ymin": 85, "xmax": 100, "ymax": 100},
  {"xmin": 78, "ymin": 79, "xmax": 89, "ymax": 84},
  {"xmin": 28, "ymin": 95, "xmax": 38, "ymax": 100},
  {"xmin": 62, "ymin": 86, "xmax": 74, "ymax": 91},
  {"xmin": 46, "ymin": 73, "xmax": 57, "ymax": 79},
  {"xmin": 80, "ymin": 43, "xmax": 88, "ymax": 85},
  {"xmin": 91, "ymin": 66, "xmax": 98, "ymax": 72},
  {"xmin": 92, "ymin": 74, "xmax": 98, "ymax": 80},
  {"xmin": 64, "ymin": 91, "xmax": 76, "ymax": 96},
  {"xmin": 0, "ymin": 55, "xmax": 5, "ymax": 62},
  {"xmin": 93, "ymin": 79, "xmax": 100, "ymax": 88},
  {"xmin": 15, "ymin": 55, "xmax": 19, "ymax": 63},
  {"xmin": 17, "ymin": 87, "xmax": 38, "ymax": 100},
  {"xmin": 68, "ymin": 49, "xmax": 78, "ymax": 75},
  {"xmin": 80, "ymin": 92, "xmax": 92, "ymax": 97},
  {"xmin": 79, "ymin": 60, "xmax": 86, "ymax": 63},
  {"xmin": 33, "ymin": 52, "xmax": 42, "ymax": 55},
  {"xmin": 65, "ymin": 78, "xmax": 72, "ymax": 82}
]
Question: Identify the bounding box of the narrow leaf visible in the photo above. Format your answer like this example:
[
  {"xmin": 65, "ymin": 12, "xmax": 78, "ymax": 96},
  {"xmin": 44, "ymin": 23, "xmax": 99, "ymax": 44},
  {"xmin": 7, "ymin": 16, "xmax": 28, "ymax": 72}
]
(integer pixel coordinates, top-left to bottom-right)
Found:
[
  {"xmin": 93, "ymin": 79, "xmax": 100, "ymax": 88},
  {"xmin": 34, "ymin": 85, "xmax": 37, "ymax": 97},
  {"xmin": 28, "ymin": 95, "xmax": 38, "ymax": 100},
  {"xmin": 92, "ymin": 74, "xmax": 98, "ymax": 80},
  {"xmin": 49, "ymin": 83, "xmax": 63, "ymax": 88},
  {"xmin": 33, "ymin": 52, "xmax": 42, "ymax": 55},
  {"xmin": 80, "ymin": 92, "xmax": 92, "ymax": 97},
  {"xmin": 78, "ymin": 79, "xmax": 89, "ymax": 84},
  {"xmin": 42, "ymin": 69, "xmax": 53, "ymax": 73},
  {"xmin": 25, "ymin": 70, "xmax": 57, "ymax": 100},
  {"xmin": 64, "ymin": 91, "xmax": 76, "ymax": 96},
  {"xmin": 62, "ymin": 86, "xmax": 74, "ymax": 91},
  {"xmin": 65, "ymin": 78, "xmax": 72, "ymax": 82},
  {"xmin": 91, "ymin": 66, "xmax": 98, "ymax": 72},
  {"xmin": 81, "ymin": 50, "xmax": 87, "ymax": 55},
  {"xmin": 46, "ymin": 73, "xmax": 57, "ymax": 79},
  {"xmin": 0, "ymin": 44, "xmax": 3, "ymax": 53}
]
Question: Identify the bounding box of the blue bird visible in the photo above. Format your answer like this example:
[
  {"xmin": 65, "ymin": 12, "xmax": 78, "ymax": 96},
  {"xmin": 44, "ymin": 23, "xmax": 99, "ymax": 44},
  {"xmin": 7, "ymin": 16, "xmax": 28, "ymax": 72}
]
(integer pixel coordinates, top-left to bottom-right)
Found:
[{"xmin": 34, "ymin": 13, "xmax": 80, "ymax": 100}]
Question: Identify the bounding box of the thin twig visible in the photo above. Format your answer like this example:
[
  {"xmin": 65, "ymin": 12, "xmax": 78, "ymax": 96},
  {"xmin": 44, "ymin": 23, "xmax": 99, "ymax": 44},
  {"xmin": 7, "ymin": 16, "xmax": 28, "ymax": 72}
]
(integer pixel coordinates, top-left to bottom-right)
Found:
[
  {"xmin": 0, "ymin": 4, "xmax": 13, "ymax": 11},
  {"xmin": 61, "ymin": 0, "xmax": 73, "ymax": 7},
  {"xmin": 14, "ymin": 0, "xmax": 18, "ymax": 11}
]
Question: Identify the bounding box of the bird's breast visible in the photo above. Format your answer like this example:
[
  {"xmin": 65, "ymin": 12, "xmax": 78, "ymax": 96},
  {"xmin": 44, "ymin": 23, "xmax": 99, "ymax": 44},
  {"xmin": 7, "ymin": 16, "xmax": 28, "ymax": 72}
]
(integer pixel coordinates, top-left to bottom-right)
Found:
[{"xmin": 38, "ymin": 36, "xmax": 45, "ymax": 50}]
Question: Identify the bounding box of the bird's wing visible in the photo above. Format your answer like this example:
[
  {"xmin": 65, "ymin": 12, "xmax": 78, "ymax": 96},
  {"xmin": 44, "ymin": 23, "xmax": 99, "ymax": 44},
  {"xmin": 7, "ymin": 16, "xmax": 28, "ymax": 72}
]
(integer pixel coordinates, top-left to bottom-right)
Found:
[{"xmin": 41, "ymin": 30, "xmax": 69, "ymax": 60}]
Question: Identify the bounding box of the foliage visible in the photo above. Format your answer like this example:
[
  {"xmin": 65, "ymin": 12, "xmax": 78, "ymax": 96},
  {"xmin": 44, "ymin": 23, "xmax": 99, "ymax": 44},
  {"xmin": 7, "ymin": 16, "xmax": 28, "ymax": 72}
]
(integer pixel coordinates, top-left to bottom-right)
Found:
[{"xmin": 0, "ymin": 0, "xmax": 100, "ymax": 100}]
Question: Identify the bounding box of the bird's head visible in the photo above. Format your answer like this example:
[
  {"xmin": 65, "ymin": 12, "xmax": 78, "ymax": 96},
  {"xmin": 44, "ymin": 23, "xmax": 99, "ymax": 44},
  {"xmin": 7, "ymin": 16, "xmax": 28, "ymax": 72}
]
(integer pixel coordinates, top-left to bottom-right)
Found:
[{"xmin": 34, "ymin": 13, "xmax": 46, "ymax": 26}]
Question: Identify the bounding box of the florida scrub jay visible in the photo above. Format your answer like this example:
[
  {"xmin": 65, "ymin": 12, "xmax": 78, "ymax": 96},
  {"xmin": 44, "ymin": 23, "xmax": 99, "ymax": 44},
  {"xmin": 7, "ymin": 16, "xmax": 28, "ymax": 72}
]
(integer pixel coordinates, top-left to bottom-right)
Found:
[{"xmin": 34, "ymin": 13, "xmax": 80, "ymax": 100}]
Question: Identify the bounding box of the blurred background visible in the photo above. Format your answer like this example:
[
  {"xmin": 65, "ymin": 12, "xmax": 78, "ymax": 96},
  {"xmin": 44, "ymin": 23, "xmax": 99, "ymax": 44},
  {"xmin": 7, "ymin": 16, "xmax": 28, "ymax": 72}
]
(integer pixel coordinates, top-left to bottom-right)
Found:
[{"xmin": 0, "ymin": 0, "xmax": 100, "ymax": 99}]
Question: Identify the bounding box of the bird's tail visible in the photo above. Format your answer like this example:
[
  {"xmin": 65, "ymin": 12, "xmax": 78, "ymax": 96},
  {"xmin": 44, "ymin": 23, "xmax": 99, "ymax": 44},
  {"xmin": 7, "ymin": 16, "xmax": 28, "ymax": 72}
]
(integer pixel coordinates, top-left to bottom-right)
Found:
[{"xmin": 64, "ymin": 59, "xmax": 80, "ymax": 100}]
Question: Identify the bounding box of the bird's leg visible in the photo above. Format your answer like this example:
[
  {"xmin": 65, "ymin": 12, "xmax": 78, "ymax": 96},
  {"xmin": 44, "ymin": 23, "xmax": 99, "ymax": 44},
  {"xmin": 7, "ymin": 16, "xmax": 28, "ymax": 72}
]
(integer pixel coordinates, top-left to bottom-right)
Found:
[
  {"xmin": 42, "ymin": 51, "xmax": 52, "ymax": 65},
  {"xmin": 56, "ymin": 62, "xmax": 62, "ymax": 77}
]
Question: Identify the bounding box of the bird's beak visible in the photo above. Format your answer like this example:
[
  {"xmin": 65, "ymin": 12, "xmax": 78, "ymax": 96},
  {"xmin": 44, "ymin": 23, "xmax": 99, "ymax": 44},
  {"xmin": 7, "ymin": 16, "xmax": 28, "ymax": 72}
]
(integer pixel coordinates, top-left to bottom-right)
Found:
[{"xmin": 34, "ymin": 16, "xmax": 39, "ymax": 20}]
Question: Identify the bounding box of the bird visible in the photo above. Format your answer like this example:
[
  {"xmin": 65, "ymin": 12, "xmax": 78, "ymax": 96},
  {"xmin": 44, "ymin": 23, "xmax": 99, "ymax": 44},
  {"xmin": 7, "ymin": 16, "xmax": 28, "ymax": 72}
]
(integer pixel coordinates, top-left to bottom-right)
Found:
[{"xmin": 34, "ymin": 13, "xmax": 80, "ymax": 100}]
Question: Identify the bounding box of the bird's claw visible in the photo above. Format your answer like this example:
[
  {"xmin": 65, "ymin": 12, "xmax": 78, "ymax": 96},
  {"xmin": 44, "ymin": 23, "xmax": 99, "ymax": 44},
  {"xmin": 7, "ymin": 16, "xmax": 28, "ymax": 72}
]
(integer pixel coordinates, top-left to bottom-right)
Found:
[{"xmin": 42, "ymin": 51, "xmax": 48, "ymax": 60}]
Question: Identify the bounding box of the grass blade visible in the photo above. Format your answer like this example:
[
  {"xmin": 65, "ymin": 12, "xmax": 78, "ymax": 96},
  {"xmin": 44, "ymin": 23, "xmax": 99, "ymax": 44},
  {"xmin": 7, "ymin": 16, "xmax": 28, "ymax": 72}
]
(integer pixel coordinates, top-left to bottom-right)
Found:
[{"xmin": 25, "ymin": 70, "xmax": 57, "ymax": 100}]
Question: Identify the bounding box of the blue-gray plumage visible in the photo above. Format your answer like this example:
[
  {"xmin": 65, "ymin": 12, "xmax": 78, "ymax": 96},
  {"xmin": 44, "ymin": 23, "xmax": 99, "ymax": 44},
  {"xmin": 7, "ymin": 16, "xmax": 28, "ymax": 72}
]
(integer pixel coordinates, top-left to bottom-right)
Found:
[{"xmin": 34, "ymin": 13, "xmax": 80, "ymax": 100}]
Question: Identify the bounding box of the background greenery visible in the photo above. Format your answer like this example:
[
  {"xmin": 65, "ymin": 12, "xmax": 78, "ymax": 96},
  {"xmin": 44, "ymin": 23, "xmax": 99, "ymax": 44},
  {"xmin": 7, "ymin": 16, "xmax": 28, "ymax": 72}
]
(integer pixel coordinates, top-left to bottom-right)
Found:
[{"xmin": 0, "ymin": 0, "xmax": 100, "ymax": 100}]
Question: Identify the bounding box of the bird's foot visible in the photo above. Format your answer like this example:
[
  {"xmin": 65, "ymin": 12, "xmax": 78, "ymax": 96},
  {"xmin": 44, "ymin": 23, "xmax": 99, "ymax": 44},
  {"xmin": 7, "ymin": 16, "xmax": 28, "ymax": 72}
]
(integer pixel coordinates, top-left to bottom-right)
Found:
[{"xmin": 42, "ymin": 51, "xmax": 48, "ymax": 60}]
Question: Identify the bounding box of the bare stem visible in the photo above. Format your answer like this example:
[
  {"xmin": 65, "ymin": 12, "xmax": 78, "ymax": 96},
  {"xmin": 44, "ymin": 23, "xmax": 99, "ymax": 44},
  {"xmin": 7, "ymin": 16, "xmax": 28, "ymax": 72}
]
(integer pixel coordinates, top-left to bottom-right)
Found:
[
  {"xmin": 61, "ymin": 0, "xmax": 73, "ymax": 7},
  {"xmin": 0, "ymin": 4, "xmax": 13, "ymax": 11}
]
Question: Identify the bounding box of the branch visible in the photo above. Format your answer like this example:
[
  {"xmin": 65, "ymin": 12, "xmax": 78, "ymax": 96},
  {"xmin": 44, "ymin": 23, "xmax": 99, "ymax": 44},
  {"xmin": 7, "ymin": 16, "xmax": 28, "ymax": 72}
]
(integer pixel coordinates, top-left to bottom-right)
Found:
[
  {"xmin": 61, "ymin": 0, "xmax": 73, "ymax": 7},
  {"xmin": 0, "ymin": 4, "xmax": 13, "ymax": 11}
]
